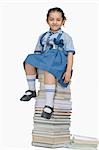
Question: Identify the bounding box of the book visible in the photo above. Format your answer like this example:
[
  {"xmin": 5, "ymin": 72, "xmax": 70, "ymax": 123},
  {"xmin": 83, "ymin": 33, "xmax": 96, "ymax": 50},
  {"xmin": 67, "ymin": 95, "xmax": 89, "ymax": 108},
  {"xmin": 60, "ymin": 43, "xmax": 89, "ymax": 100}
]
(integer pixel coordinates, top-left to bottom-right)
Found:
[
  {"xmin": 40, "ymin": 83, "xmax": 71, "ymax": 92},
  {"xmin": 36, "ymin": 95, "xmax": 71, "ymax": 100},
  {"xmin": 38, "ymin": 90, "xmax": 71, "ymax": 96},
  {"xmin": 71, "ymin": 134, "xmax": 99, "ymax": 145},
  {"xmin": 67, "ymin": 143, "xmax": 97, "ymax": 150},
  {"xmin": 33, "ymin": 126, "xmax": 70, "ymax": 133},
  {"xmin": 34, "ymin": 113, "xmax": 71, "ymax": 119},
  {"xmin": 35, "ymin": 110, "xmax": 72, "ymax": 116},
  {"xmin": 35, "ymin": 98, "xmax": 72, "ymax": 109},
  {"xmin": 33, "ymin": 116, "xmax": 71, "ymax": 122},
  {"xmin": 34, "ymin": 118, "xmax": 71, "ymax": 125},
  {"xmin": 32, "ymin": 130, "xmax": 70, "ymax": 136},
  {"xmin": 32, "ymin": 134, "xmax": 70, "ymax": 144},
  {"xmin": 34, "ymin": 123, "xmax": 70, "ymax": 129},
  {"xmin": 32, "ymin": 141, "xmax": 70, "ymax": 148},
  {"xmin": 35, "ymin": 107, "xmax": 72, "ymax": 112}
]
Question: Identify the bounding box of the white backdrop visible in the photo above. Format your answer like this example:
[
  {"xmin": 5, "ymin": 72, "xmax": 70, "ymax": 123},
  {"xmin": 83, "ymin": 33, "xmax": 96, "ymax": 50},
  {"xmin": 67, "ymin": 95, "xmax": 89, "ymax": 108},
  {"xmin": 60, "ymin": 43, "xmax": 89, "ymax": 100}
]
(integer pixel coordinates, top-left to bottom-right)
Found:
[{"xmin": 0, "ymin": 1, "xmax": 99, "ymax": 150}]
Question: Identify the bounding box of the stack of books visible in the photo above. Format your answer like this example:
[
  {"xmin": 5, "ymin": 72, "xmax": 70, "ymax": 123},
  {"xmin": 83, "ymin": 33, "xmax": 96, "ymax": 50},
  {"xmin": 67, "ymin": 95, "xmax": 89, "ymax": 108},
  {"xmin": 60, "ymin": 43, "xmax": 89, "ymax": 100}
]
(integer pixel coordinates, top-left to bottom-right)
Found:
[
  {"xmin": 32, "ymin": 70, "xmax": 99, "ymax": 149},
  {"xmin": 32, "ymin": 70, "xmax": 72, "ymax": 148}
]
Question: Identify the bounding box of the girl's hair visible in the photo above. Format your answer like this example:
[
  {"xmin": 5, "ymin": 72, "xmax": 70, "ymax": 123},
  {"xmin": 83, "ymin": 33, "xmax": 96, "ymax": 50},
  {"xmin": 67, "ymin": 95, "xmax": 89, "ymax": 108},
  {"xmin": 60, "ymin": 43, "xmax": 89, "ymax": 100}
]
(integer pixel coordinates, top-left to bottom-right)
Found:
[{"xmin": 46, "ymin": 7, "xmax": 66, "ymax": 22}]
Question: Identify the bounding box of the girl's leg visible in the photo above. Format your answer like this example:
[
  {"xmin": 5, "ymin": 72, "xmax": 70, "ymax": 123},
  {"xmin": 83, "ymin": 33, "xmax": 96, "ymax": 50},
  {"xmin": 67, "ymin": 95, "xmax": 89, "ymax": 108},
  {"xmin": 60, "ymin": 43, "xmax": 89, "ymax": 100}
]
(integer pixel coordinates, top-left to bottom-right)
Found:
[
  {"xmin": 24, "ymin": 63, "xmax": 36, "ymax": 75},
  {"xmin": 44, "ymin": 71, "xmax": 56, "ymax": 85},
  {"xmin": 20, "ymin": 63, "xmax": 37, "ymax": 101},
  {"xmin": 24, "ymin": 63, "xmax": 37, "ymax": 91},
  {"xmin": 41, "ymin": 71, "xmax": 56, "ymax": 119}
]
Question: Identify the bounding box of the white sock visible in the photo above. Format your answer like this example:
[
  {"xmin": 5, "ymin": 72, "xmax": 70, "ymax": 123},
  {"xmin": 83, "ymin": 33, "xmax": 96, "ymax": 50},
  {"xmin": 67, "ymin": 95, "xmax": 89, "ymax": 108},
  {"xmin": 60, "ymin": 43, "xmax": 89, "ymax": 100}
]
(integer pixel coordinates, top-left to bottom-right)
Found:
[
  {"xmin": 26, "ymin": 74, "xmax": 36, "ymax": 91},
  {"xmin": 44, "ymin": 84, "xmax": 55, "ymax": 113}
]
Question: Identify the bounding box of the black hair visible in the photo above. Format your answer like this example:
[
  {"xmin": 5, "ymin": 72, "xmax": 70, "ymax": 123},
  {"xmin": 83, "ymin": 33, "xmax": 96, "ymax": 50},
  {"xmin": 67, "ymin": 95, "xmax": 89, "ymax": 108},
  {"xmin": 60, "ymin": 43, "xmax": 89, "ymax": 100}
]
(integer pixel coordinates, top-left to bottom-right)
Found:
[{"xmin": 46, "ymin": 7, "xmax": 66, "ymax": 23}]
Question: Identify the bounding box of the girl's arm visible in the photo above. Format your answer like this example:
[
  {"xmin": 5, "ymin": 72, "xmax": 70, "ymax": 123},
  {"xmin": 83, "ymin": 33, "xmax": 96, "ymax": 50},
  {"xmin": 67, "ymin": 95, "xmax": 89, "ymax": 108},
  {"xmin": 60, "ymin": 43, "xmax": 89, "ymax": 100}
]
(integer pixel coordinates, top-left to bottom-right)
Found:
[
  {"xmin": 66, "ymin": 52, "xmax": 73, "ymax": 72},
  {"xmin": 34, "ymin": 35, "xmax": 43, "ymax": 54},
  {"xmin": 63, "ymin": 52, "xmax": 74, "ymax": 83}
]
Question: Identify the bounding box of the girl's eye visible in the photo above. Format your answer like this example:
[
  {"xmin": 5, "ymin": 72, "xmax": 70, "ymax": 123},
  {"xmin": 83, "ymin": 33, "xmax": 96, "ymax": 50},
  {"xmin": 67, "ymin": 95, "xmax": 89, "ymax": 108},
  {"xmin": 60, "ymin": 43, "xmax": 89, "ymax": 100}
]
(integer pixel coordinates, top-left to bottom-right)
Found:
[
  {"xmin": 49, "ymin": 18, "xmax": 54, "ymax": 21},
  {"xmin": 49, "ymin": 18, "xmax": 62, "ymax": 22}
]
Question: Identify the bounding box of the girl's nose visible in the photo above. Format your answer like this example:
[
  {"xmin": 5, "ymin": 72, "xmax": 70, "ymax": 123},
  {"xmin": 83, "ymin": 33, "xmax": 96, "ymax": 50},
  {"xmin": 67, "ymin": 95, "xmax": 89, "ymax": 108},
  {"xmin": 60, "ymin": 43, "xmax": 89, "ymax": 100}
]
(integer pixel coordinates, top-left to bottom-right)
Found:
[{"xmin": 53, "ymin": 20, "xmax": 57, "ymax": 24}]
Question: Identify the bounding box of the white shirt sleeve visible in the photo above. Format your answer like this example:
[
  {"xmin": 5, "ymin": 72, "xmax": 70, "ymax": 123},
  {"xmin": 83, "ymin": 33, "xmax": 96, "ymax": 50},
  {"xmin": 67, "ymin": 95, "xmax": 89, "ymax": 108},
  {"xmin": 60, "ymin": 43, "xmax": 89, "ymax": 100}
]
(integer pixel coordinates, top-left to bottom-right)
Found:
[
  {"xmin": 63, "ymin": 33, "xmax": 75, "ymax": 55},
  {"xmin": 34, "ymin": 35, "xmax": 43, "ymax": 53}
]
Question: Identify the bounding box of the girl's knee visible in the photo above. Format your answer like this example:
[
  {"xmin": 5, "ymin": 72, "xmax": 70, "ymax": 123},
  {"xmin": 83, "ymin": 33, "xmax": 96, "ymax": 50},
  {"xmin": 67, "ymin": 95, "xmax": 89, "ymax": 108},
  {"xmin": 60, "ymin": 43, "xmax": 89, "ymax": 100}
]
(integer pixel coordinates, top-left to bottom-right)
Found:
[
  {"xmin": 44, "ymin": 71, "xmax": 56, "ymax": 84},
  {"xmin": 23, "ymin": 62, "xmax": 29, "ymax": 69},
  {"xmin": 44, "ymin": 71, "xmax": 52, "ymax": 76}
]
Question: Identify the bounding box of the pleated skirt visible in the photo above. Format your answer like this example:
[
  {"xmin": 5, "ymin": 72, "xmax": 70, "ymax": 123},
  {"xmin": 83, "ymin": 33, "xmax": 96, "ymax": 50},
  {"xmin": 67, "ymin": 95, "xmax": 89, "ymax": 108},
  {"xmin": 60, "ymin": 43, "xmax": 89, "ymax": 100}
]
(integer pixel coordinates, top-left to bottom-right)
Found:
[{"xmin": 24, "ymin": 49, "xmax": 67, "ymax": 80}]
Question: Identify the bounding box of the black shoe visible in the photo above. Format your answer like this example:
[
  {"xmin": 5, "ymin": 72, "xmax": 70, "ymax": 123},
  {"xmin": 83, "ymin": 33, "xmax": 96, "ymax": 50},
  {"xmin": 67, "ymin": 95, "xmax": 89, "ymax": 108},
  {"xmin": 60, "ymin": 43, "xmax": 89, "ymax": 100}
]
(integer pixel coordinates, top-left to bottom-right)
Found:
[
  {"xmin": 20, "ymin": 90, "xmax": 36, "ymax": 101},
  {"xmin": 41, "ymin": 105, "xmax": 53, "ymax": 119}
]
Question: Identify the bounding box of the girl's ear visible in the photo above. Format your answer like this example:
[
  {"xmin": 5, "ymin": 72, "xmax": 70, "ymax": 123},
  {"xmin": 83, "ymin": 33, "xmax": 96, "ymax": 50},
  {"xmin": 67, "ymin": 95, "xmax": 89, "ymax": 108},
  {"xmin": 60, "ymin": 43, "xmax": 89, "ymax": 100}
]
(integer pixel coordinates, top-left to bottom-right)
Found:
[
  {"xmin": 62, "ymin": 20, "xmax": 65, "ymax": 26},
  {"xmin": 46, "ymin": 19, "xmax": 48, "ymax": 24}
]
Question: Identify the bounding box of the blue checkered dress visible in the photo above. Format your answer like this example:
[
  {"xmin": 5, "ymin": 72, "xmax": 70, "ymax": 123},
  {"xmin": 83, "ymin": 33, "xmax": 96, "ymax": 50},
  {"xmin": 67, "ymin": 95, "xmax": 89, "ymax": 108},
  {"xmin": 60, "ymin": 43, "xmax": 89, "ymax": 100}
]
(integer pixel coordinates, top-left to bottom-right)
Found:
[{"xmin": 24, "ymin": 29, "xmax": 75, "ymax": 87}]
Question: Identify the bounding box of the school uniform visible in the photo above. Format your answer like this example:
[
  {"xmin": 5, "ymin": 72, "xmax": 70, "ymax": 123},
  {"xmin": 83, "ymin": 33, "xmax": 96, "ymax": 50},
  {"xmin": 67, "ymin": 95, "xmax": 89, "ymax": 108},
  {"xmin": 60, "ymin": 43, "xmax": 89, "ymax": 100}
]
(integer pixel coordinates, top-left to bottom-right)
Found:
[{"xmin": 24, "ymin": 28, "xmax": 75, "ymax": 87}]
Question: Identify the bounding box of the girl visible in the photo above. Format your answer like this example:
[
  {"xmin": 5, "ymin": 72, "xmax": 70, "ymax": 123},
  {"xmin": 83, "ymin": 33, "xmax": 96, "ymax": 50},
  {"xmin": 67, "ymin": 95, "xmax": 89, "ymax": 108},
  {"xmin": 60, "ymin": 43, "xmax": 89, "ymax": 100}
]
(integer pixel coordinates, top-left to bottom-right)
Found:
[{"xmin": 20, "ymin": 7, "xmax": 75, "ymax": 119}]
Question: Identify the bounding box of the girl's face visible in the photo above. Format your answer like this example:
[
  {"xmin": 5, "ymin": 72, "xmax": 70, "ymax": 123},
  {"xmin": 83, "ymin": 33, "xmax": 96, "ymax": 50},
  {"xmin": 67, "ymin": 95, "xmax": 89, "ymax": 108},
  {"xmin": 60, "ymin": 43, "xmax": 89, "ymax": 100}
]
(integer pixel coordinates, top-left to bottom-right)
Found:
[{"xmin": 47, "ymin": 11, "xmax": 65, "ymax": 32}]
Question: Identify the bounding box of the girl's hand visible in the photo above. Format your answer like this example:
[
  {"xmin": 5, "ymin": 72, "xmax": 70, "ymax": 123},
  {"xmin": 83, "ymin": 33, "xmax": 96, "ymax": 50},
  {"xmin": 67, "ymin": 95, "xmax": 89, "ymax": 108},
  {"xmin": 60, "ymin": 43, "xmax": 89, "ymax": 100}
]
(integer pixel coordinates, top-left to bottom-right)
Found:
[{"xmin": 62, "ymin": 71, "xmax": 71, "ymax": 83}]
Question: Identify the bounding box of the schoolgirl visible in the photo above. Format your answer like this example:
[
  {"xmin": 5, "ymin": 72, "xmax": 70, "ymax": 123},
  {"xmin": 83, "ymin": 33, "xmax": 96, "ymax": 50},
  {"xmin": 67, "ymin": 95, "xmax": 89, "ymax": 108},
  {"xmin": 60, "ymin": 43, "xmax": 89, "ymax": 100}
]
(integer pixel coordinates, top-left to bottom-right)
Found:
[{"xmin": 20, "ymin": 7, "xmax": 75, "ymax": 119}]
